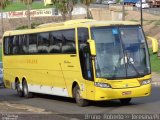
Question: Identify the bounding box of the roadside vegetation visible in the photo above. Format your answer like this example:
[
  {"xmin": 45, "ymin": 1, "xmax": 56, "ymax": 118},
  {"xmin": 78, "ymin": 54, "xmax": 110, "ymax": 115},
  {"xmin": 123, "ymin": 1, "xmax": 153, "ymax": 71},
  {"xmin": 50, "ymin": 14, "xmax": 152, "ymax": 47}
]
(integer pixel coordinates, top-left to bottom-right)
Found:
[
  {"xmin": 155, "ymin": 20, "xmax": 160, "ymax": 26},
  {"xmin": 147, "ymin": 20, "xmax": 160, "ymax": 26},
  {"xmin": 2, "ymin": 2, "xmax": 52, "ymax": 12},
  {"xmin": 149, "ymin": 49, "xmax": 160, "ymax": 73},
  {"xmin": 0, "ymin": 48, "xmax": 2, "ymax": 61}
]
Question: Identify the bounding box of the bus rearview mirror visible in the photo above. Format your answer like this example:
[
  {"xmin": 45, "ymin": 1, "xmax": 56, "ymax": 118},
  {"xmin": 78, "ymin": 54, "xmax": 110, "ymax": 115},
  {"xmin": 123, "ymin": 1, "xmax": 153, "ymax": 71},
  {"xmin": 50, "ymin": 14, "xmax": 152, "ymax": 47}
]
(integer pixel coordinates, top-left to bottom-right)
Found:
[
  {"xmin": 87, "ymin": 39, "xmax": 96, "ymax": 56},
  {"xmin": 146, "ymin": 36, "xmax": 159, "ymax": 54}
]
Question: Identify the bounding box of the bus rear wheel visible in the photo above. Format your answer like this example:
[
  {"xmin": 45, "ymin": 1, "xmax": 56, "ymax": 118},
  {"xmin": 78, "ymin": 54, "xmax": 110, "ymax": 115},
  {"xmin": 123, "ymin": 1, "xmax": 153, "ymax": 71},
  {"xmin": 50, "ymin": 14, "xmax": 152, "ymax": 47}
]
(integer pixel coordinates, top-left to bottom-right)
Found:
[
  {"xmin": 120, "ymin": 98, "xmax": 131, "ymax": 105},
  {"xmin": 22, "ymin": 80, "xmax": 33, "ymax": 98},
  {"xmin": 73, "ymin": 85, "xmax": 88, "ymax": 107},
  {"xmin": 15, "ymin": 81, "xmax": 23, "ymax": 97}
]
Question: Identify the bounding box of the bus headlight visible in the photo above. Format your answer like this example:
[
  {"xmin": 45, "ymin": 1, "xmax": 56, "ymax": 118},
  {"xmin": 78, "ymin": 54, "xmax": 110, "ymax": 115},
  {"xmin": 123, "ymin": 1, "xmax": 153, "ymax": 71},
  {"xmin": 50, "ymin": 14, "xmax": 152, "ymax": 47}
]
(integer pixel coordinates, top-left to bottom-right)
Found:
[
  {"xmin": 140, "ymin": 79, "xmax": 151, "ymax": 85},
  {"xmin": 94, "ymin": 82, "xmax": 111, "ymax": 88}
]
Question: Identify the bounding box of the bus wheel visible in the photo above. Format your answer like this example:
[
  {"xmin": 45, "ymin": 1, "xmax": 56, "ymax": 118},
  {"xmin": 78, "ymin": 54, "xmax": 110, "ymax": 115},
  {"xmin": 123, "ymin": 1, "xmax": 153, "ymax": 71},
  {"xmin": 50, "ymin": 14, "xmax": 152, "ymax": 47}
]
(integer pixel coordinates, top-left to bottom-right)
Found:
[
  {"xmin": 22, "ymin": 80, "xmax": 33, "ymax": 98},
  {"xmin": 73, "ymin": 85, "xmax": 88, "ymax": 107},
  {"xmin": 120, "ymin": 98, "xmax": 131, "ymax": 105},
  {"xmin": 15, "ymin": 81, "xmax": 23, "ymax": 97}
]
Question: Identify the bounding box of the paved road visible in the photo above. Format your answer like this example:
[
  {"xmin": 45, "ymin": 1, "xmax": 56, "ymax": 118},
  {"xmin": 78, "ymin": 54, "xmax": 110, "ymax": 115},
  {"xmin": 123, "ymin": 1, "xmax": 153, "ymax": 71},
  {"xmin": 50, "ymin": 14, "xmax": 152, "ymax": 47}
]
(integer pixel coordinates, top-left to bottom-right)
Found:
[{"xmin": 0, "ymin": 85, "xmax": 160, "ymax": 120}]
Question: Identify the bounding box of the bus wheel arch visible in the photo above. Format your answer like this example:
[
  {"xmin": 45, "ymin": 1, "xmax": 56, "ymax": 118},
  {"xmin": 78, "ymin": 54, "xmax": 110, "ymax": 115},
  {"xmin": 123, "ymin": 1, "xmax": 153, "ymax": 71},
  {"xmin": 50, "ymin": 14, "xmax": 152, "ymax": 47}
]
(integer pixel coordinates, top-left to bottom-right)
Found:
[
  {"xmin": 22, "ymin": 77, "xmax": 27, "ymax": 84},
  {"xmin": 22, "ymin": 78, "xmax": 33, "ymax": 98},
  {"xmin": 15, "ymin": 77, "xmax": 23, "ymax": 97},
  {"xmin": 15, "ymin": 77, "xmax": 19, "ymax": 87},
  {"xmin": 72, "ymin": 82, "xmax": 89, "ymax": 107},
  {"xmin": 72, "ymin": 81, "xmax": 78, "ymax": 98}
]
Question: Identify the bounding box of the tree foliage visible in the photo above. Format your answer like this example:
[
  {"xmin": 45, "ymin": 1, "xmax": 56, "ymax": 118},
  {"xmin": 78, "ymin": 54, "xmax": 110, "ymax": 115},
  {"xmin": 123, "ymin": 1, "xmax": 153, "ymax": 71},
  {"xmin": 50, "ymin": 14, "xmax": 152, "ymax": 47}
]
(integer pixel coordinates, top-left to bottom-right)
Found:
[
  {"xmin": 51, "ymin": 0, "xmax": 75, "ymax": 20},
  {"xmin": 0, "ymin": 0, "xmax": 11, "ymax": 35},
  {"xmin": 82, "ymin": 0, "xmax": 95, "ymax": 6},
  {"xmin": 20, "ymin": 0, "xmax": 33, "ymax": 29},
  {"xmin": 0, "ymin": 0, "xmax": 10, "ymax": 9},
  {"xmin": 81, "ymin": 0, "xmax": 95, "ymax": 19}
]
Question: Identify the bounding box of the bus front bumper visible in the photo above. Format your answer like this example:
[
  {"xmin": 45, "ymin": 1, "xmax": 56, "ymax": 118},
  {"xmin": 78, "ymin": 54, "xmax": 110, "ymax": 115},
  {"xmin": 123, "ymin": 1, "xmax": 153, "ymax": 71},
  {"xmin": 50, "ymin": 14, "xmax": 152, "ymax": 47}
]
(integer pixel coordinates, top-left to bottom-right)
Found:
[{"xmin": 94, "ymin": 84, "xmax": 151, "ymax": 101}]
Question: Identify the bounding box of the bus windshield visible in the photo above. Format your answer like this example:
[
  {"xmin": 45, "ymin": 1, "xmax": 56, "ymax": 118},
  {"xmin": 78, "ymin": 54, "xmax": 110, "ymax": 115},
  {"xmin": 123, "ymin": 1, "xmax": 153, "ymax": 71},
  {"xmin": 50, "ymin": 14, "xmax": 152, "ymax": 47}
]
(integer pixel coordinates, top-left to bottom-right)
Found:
[{"xmin": 91, "ymin": 26, "xmax": 150, "ymax": 79}]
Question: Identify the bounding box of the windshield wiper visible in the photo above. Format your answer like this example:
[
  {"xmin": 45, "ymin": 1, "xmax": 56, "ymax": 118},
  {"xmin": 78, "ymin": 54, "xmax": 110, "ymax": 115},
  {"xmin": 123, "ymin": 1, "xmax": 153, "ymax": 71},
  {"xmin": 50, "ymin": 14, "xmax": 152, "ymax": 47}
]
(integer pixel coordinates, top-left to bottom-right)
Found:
[{"xmin": 125, "ymin": 53, "xmax": 144, "ymax": 78}]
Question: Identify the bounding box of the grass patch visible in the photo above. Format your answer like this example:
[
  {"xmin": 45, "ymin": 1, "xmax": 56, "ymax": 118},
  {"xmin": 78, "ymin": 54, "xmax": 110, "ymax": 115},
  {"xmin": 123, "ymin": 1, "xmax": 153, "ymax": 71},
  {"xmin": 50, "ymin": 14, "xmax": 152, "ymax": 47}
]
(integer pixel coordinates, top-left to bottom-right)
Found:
[
  {"xmin": 146, "ymin": 20, "xmax": 160, "ymax": 26},
  {"xmin": 147, "ymin": 20, "xmax": 155, "ymax": 24},
  {"xmin": 3, "ymin": 2, "xmax": 53, "ymax": 12},
  {"xmin": 155, "ymin": 20, "xmax": 160, "ymax": 26},
  {"xmin": 149, "ymin": 49, "xmax": 160, "ymax": 73},
  {"xmin": 130, "ymin": 19, "xmax": 139, "ymax": 22},
  {"xmin": 0, "ymin": 47, "xmax": 2, "ymax": 61}
]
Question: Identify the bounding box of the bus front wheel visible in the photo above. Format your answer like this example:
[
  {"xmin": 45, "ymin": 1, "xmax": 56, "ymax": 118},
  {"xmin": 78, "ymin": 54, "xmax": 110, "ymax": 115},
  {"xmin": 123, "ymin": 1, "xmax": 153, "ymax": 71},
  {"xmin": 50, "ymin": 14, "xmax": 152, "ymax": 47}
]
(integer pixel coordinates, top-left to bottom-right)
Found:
[
  {"xmin": 120, "ymin": 98, "xmax": 131, "ymax": 105},
  {"xmin": 15, "ymin": 81, "xmax": 23, "ymax": 97},
  {"xmin": 73, "ymin": 85, "xmax": 89, "ymax": 107},
  {"xmin": 22, "ymin": 80, "xmax": 33, "ymax": 98}
]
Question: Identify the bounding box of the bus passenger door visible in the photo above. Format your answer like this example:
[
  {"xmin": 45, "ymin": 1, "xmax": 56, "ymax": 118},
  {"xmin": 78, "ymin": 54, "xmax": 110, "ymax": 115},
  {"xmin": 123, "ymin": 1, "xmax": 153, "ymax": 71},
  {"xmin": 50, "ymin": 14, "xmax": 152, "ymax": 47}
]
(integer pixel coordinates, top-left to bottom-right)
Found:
[
  {"xmin": 78, "ymin": 27, "xmax": 95, "ymax": 100},
  {"xmin": 80, "ymin": 47, "xmax": 95, "ymax": 100}
]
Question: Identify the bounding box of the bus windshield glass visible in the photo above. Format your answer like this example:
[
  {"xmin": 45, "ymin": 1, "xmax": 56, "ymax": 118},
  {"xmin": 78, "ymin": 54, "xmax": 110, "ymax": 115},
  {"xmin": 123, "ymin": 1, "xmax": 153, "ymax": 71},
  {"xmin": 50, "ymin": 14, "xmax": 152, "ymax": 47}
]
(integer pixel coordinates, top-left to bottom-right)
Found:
[{"xmin": 91, "ymin": 26, "xmax": 150, "ymax": 79}]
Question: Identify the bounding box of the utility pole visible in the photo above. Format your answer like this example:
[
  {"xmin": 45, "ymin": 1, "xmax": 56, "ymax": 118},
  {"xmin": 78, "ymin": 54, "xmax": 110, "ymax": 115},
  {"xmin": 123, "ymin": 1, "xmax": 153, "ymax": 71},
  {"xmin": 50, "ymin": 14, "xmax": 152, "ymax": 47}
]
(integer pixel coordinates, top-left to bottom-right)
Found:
[
  {"xmin": 140, "ymin": 0, "xmax": 143, "ymax": 26},
  {"xmin": 27, "ymin": 0, "xmax": 31, "ymax": 29},
  {"xmin": 0, "ymin": 0, "xmax": 4, "ymax": 36},
  {"xmin": 122, "ymin": 0, "xmax": 125, "ymax": 21}
]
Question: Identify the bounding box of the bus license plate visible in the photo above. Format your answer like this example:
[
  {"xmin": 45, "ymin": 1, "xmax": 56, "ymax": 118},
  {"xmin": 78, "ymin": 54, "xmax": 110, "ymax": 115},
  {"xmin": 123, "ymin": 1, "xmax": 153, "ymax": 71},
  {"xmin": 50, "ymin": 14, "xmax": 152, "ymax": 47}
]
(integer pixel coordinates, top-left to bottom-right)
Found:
[{"xmin": 122, "ymin": 91, "xmax": 131, "ymax": 95}]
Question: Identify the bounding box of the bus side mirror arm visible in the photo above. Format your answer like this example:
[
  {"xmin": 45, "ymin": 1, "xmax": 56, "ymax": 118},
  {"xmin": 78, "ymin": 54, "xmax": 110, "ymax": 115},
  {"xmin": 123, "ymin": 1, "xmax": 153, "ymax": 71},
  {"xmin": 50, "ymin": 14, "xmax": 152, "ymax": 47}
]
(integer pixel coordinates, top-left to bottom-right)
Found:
[
  {"xmin": 87, "ymin": 39, "xmax": 96, "ymax": 56},
  {"xmin": 146, "ymin": 36, "xmax": 159, "ymax": 54}
]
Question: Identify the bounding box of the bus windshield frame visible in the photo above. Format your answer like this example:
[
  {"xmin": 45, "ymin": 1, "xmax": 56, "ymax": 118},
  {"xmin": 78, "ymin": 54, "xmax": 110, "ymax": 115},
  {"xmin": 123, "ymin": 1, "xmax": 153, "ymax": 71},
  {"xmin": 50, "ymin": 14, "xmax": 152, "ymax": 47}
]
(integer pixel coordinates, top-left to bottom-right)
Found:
[{"xmin": 91, "ymin": 25, "xmax": 150, "ymax": 80}]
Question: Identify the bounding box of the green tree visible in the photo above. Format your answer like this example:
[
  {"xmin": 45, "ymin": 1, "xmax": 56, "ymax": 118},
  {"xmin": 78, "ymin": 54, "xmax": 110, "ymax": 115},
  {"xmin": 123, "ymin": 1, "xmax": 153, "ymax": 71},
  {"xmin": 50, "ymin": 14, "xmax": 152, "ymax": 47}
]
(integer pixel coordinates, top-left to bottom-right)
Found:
[
  {"xmin": 82, "ymin": 0, "xmax": 95, "ymax": 19},
  {"xmin": 0, "ymin": 0, "xmax": 10, "ymax": 35},
  {"xmin": 51, "ymin": 0, "xmax": 75, "ymax": 21},
  {"xmin": 48, "ymin": 0, "xmax": 94, "ymax": 20},
  {"xmin": 20, "ymin": 0, "xmax": 33, "ymax": 29}
]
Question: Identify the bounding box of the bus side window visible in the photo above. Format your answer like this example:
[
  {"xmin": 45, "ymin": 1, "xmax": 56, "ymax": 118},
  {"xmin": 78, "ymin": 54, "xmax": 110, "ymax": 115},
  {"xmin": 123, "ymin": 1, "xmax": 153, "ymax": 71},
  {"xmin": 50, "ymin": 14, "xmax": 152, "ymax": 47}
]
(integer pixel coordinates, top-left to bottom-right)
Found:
[
  {"xmin": 4, "ymin": 37, "xmax": 9, "ymax": 55},
  {"xmin": 18, "ymin": 35, "xmax": 24, "ymax": 54},
  {"xmin": 62, "ymin": 29, "xmax": 76, "ymax": 54},
  {"xmin": 8, "ymin": 36, "xmax": 14, "ymax": 55},
  {"xmin": 49, "ymin": 31, "xmax": 62, "ymax": 53},
  {"xmin": 22, "ymin": 35, "xmax": 29, "ymax": 54},
  {"xmin": 12, "ymin": 36, "xmax": 19, "ymax": 54},
  {"xmin": 78, "ymin": 28, "xmax": 93, "ymax": 81},
  {"xmin": 38, "ymin": 32, "xmax": 49, "ymax": 54},
  {"xmin": 28, "ymin": 34, "xmax": 38, "ymax": 54}
]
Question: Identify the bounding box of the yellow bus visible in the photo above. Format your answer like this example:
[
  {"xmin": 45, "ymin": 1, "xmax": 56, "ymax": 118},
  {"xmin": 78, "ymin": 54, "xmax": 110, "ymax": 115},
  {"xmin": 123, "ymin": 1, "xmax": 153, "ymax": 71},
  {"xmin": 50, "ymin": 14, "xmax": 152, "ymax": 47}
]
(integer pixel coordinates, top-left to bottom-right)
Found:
[{"xmin": 2, "ymin": 19, "xmax": 158, "ymax": 106}]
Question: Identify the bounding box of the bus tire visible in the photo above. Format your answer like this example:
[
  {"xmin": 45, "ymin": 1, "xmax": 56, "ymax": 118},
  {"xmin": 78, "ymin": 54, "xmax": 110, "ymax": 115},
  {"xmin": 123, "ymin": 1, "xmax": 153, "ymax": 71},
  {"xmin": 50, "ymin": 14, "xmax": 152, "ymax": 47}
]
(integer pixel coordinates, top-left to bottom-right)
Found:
[
  {"xmin": 120, "ymin": 98, "xmax": 131, "ymax": 105},
  {"xmin": 73, "ymin": 85, "xmax": 88, "ymax": 107},
  {"xmin": 15, "ymin": 81, "xmax": 23, "ymax": 97},
  {"xmin": 22, "ymin": 80, "xmax": 33, "ymax": 98}
]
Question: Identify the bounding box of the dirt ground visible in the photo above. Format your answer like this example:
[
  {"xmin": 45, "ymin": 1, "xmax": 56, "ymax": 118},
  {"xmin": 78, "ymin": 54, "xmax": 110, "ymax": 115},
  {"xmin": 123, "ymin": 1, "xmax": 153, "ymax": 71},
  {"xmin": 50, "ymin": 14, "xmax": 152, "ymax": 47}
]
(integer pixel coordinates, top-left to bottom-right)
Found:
[{"xmin": 0, "ymin": 101, "xmax": 52, "ymax": 114}]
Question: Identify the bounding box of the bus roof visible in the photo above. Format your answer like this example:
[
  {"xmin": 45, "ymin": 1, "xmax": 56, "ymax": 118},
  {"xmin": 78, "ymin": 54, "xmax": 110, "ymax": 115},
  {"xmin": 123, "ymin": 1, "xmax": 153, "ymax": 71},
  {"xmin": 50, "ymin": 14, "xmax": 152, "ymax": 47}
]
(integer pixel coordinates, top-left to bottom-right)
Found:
[{"xmin": 3, "ymin": 19, "xmax": 140, "ymax": 37}]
